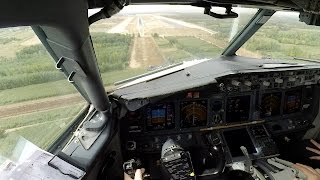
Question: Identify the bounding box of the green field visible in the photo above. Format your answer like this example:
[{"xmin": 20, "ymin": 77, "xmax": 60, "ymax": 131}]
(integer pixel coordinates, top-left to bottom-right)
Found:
[
  {"xmin": 154, "ymin": 36, "xmax": 222, "ymax": 63},
  {"xmin": 0, "ymin": 103, "xmax": 85, "ymax": 158},
  {"xmin": 0, "ymin": 68, "xmax": 145, "ymax": 106},
  {"xmin": 163, "ymin": 12, "xmax": 320, "ymax": 60},
  {"xmin": 0, "ymin": 29, "xmax": 145, "ymax": 157}
]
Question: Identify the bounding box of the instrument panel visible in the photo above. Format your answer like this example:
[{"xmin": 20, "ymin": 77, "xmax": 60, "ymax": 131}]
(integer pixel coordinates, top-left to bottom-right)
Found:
[
  {"xmin": 121, "ymin": 69, "xmax": 319, "ymax": 178},
  {"xmin": 124, "ymin": 85, "xmax": 316, "ymax": 135},
  {"xmin": 122, "ymin": 69, "xmax": 319, "ymax": 155},
  {"xmin": 125, "ymin": 70, "xmax": 320, "ymax": 134}
]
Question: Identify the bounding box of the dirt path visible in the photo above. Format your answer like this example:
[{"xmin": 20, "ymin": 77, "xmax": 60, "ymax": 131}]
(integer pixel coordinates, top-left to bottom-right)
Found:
[
  {"xmin": 129, "ymin": 36, "xmax": 165, "ymax": 68},
  {"xmin": 4, "ymin": 117, "xmax": 69, "ymax": 133},
  {"xmin": 0, "ymin": 94, "xmax": 84, "ymax": 119}
]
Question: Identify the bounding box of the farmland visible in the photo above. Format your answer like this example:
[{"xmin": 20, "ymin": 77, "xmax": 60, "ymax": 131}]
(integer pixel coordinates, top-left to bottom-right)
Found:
[{"xmin": 0, "ymin": 103, "xmax": 85, "ymax": 158}]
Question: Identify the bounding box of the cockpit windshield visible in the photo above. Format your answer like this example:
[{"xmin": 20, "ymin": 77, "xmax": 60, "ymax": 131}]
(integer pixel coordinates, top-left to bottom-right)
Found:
[
  {"xmin": 238, "ymin": 11, "xmax": 320, "ymax": 60},
  {"xmin": 89, "ymin": 5, "xmax": 257, "ymax": 89}
]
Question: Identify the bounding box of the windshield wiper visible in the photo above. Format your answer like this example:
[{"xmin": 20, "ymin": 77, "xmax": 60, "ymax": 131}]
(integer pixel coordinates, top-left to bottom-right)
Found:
[{"xmin": 222, "ymin": 9, "xmax": 275, "ymax": 56}]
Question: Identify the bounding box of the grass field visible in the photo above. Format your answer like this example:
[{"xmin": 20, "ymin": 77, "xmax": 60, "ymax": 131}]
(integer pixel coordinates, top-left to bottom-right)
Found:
[
  {"xmin": 155, "ymin": 36, "xmax": 222, "ymax": 63},
  {"xmin": 163, "ymin": 12, "xmax": 320, "ymax": 60},
  {"xmin": 0, "ymin": 103, "xmax": 85, "ymax": 158},
  {"xmin": 0, "ymin": 27, "xmax": 38, "ymax": 58},
  {"xmin": 0, "ymin": 68, "xmax": 145, "ymax": 106}
]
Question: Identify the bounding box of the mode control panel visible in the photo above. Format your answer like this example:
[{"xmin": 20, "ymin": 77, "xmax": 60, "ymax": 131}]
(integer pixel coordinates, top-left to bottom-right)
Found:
[
  {"xmin": 218, "ymin": 69, "xmax": 320, "ymax": 93},
  {"xmin": 265, "ymin": 117, "xmax": 310, "ymax": 135}
]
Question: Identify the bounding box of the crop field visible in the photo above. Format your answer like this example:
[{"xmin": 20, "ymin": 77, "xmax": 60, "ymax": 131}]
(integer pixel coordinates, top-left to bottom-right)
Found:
[
  {"xmin": 154, "ymin": 36, "xmax": 222, "ymax": 63},
  {"xmin": 162, "ymin": 12, "xmax": 320, "ymax": 60},
  {"xmin": 0, "ymin": 103, "xmax": 85, "ymax": 158},
  {"xmin": 0, "ymin": 27, "xmax": 145, "ymax": 157}
]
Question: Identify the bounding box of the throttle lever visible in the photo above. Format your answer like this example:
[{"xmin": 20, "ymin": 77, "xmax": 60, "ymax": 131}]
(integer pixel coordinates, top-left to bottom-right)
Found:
[
  {"xmin": 123, "ymin": 158, "xmax": 144, "ymax": 179},
  {"xmin": 240, "ymin": 146, "xmax": 253, "ymax": 173}
]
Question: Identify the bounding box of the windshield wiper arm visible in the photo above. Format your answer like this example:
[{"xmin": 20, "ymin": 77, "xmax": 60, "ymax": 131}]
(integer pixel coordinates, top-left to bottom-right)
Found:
[{"xmin": 222, "ymin": 9, "xmax": 275, "ymax": 56}]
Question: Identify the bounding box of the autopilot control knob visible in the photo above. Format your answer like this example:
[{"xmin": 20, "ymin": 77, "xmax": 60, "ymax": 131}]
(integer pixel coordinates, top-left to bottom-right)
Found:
[
  {"xmin": 263, "ymin": 81, "xmax": 270, "ymax": 87},
  {"xmin": 275, "ymin": 78, "xmax": 283, "ymax": 84},
  {"xmin": 232, "ymin": 80, "xmax": 241, "ymax": 86},
  {"xmin": 244, "ymin": 80, "xmax": 252, "ymax": 87},
  {"xmin": 288, "ymin": 77, "xmax": 296, "ymax": 82}
]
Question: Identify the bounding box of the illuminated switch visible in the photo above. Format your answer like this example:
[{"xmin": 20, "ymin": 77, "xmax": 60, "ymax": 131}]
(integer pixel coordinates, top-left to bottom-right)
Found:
[
  {"xmin": 186, "ymin": 92, "xmax": 193, "ymax": 98},
  {"xmin": 288, "ymin": 77, "xmax": 296, "ymax": 82},
  {"xmin": 176, "ymin": 135, "xmax": 181, "ymax": 141},
  {"xmin": 263, "ymin": 81, "xmax": 270, "ymax": 87},
  {"xmin": 303, "ymin": 104, "xmax": 310, "ymax": 109},
  {"xmin": 155, "ymin": 144, "xmax": 161, "ymax": 149},
  {"xmin": 154, "ymin": 137, "xmax": 159, "ymax": 143},
  {"xmin": 275, "ymin": 78, "xmax": 283, "ymax": 84},
  {"xmin": 244, "ymin": 80, "xmax": 252, "ymax": 87},
  {"xmin": 231, "ymin": 80, "xmax": 241, "ymax": 86},
  {"xmin": 193, "ymin": 92, "xmax": 200, "ymax": 98}
]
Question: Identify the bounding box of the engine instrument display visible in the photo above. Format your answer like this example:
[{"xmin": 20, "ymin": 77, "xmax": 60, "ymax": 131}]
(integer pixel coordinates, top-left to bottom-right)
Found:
[
  {"xmin": 226, "ymin": 96, "xmax": 251, "ymax": 123},
  {"xmin": 180, "ymin": 100, "xmax": 207, "ymax": 128},
  {"xmin": 284, "ymin": 89, "xmax": 302, "ymax": 114},
  {"xmin": 146, "ymin": 103, "xmax": 175, "ymax": 130},
  {"xmin": 261, "ymin": 92, "xmax": 282, "ymax": 117},
  {"xmin": 223, "ymin": 128, "xmax": 257, "ymax": 157}
]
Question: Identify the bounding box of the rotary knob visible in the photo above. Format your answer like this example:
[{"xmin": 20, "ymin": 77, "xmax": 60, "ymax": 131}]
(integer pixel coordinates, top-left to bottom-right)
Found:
[
  {"xmin": 263, "ymin": 81, "xmax": 270, "ymax": 87},
  {"xmin": 231, "ymin": 80, "xmax": 241, "ymax": 86},
  {"xmin": 244, "ymin": 80, "xmax": 252, "ymax": 87},
  {"xmin": 275, "ymin": 78, "xmax": 283, "ymax": 84},
  {"xmin": 288, "ymin": 77, "xmax": 296, "ymax": 82}
]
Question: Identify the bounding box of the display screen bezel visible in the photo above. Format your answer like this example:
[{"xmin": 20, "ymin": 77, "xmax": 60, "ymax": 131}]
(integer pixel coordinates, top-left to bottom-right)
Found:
[
  {"xmin": 259, "ymin": 87, "xmax": 303, "ymax": 119},
  {"xmin": 225, "ymin": 95, "xmax": 252, "ymax": 124},
  {"xmin": 145, "ymin": 102, "xmax": 175, "ymax": 131},
  {"xmin": 222, "ymin": 127, "xmax": 258, "ymax": 158},
  {"xmin": 260, "ymin": 91, "xmax": 283, "ymax": 118},
  {"xmin": 180, "ymin": 99, "xmax": 208, "ymax": 128},
  {"xmin": 283, "ymin": 88, "xmax": 302, "ymax": 114}
]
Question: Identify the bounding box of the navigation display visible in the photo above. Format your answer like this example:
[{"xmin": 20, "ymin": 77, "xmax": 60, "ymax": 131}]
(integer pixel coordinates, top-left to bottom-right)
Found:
[
  {"xmin": 223, "ymin": 128, "xmax": 257, "ymax": 157},
  {"xmin": 226, "ymin": 96, "xmax": 251, "ymax": 123},
  {"xmin": 284, "ymin": 89, "xmax": 302, "ymax": 114},
  {"xmin": 146, "ymin": 103, "xmax": 175, "ymax": 130},
  {"xmin": 180, "ymin": 100, "xmax": 207, "ymax": 128},
  {"xmin": 261, "ymin": 92, "xmax": 282, "ymax": 117}
]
